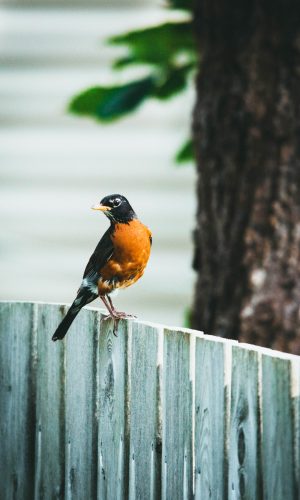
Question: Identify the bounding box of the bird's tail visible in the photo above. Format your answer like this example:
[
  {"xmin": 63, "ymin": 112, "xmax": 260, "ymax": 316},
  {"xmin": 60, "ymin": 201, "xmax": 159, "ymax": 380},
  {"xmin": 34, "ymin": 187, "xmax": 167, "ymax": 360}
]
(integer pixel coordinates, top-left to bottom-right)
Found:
[
  {"xmin": 52, "ymin": 307, "xmax": 79, "ymax": 341},
  {"xmin": 52, "ymin": 291, "xmax": 96, "ymax": 341}
]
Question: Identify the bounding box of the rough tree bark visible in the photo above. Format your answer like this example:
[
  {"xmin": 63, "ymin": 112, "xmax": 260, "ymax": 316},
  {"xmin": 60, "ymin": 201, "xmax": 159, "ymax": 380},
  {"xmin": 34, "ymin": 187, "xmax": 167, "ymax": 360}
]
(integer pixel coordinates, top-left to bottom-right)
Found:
[{"xmin": 191, "ymin": 1, "xmax": 300, "ymax": 354}]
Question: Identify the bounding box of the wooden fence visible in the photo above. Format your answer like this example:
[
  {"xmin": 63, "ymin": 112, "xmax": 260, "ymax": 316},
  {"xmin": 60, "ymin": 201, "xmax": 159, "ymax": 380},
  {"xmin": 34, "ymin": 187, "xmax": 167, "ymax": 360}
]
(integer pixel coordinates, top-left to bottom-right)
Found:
[{"xmin": 0, "ymin": 301, "xmax": 299, "ymax": 500}]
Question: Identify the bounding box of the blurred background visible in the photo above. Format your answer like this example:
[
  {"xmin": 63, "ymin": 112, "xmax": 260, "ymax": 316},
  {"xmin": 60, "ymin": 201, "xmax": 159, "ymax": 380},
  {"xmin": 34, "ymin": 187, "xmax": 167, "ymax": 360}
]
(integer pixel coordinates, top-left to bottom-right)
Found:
[{"xmin": 0, "ymin": 0, "xmax": 196, "ymax": 327}]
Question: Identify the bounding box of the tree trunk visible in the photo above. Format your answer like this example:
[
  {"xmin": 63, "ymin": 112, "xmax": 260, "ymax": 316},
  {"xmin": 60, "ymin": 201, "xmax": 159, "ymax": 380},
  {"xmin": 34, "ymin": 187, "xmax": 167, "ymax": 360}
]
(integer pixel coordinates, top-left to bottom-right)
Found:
[{"xmin": 191, "ymin": 1, "xmax": 300, "ymax": 354}]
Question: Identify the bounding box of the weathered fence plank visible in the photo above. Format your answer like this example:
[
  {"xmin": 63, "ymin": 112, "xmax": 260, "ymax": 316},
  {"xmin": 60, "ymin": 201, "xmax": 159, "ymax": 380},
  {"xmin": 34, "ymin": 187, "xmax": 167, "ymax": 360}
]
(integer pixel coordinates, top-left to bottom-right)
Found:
[
  {"xmin": 1, "ymin": 301, "xmax": 300, "ymax": 500},
  {"xmin": 128, "ymin": 322, "xmax": 162, "ymax": 500},
  {"xmin": 194, "ymin": 336, "xmax": 226, "ymax": 500},
  {"xmin": 34, "ymin": 303, "xmax": 66, "ymax": 499},
  {"xmin": 97, "ymin": 318, "xmax": 130, "ymax": 500},
  {"xmin": 162, "ymin": 328, "xmax": 192, "ymax": 500},
  {"xmin": 291, "ymin": 358, "xmax": 300, "ymax": 498},
  {"xmin": 261, "ymin": 353, "xmax": 296, "ymax": 500},
  {"xmin": 228, "ymin": 345, "xmax": 261, "ymax": 500},
  {"xmin": 65, "ymin": 308, "xmax": 99, "ymax": 500},
  {"xmin": 0, "ymin": 301, "xmax": 36, "ymax": 500}
]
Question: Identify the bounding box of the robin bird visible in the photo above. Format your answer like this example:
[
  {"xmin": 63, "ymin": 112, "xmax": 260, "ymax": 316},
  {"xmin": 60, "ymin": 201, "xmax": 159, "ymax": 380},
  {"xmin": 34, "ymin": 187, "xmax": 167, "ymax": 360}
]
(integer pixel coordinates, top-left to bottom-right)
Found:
[{"xmin": 52, "ymin": 194, "xmax": 152, "ymax": 341}]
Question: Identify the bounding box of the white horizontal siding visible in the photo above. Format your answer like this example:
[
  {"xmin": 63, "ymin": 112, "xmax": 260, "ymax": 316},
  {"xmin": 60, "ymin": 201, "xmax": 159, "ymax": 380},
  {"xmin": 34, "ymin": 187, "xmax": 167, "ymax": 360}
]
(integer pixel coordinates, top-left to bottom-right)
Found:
[{"xmin": 0, "ymin": 5, "xmax": 196, "ymax": 326}]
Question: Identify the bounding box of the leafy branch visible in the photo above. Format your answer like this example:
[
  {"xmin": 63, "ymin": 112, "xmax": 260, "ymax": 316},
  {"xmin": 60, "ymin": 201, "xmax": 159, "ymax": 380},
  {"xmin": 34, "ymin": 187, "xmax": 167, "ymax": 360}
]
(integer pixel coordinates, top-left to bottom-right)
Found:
[{"xmin": 68, "ymin": 2, "xmax": 196, "ymax": 164}]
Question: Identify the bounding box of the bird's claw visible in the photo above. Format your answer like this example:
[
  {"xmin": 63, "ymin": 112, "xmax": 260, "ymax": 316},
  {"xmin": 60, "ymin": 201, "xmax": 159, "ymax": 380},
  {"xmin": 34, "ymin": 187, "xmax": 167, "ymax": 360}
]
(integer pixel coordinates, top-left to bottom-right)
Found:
[
  {"xmin": 113, "ymin": 319, "xmax": 119, "ymax": 337},
  {"xmin": 115, "ymin": 312, "xmax": 137, "ymax": 319},
  {"xmin": 101, "ymin": 311, "xmax": 136, "ymax": 337},
  {"xmin": 101, "ymin": 312, "xmax": 136, "ymax": 321},
  {"xmin": 101, "ymin": 314, "xmax": 120, "ymax": 336},
  {"xmin": 101, "ymin": 314, "xmax": 115, "ymax": 322}
]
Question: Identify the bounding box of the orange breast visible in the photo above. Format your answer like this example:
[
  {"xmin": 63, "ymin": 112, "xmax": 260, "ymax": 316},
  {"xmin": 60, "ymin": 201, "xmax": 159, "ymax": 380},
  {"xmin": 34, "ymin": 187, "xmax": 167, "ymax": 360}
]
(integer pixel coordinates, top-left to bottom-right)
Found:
[{"xmin": 98, "ymin": 220, "xmax": 152, "ymax": 295}]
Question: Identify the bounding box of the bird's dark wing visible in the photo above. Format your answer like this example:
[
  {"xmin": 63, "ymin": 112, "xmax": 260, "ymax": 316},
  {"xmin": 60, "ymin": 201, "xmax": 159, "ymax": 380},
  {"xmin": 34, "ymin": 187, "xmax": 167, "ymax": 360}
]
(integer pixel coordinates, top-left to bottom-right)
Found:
[
  {"xmin": 83, "ymin": 227, "xmax": 114, "ymax": 280},
  {"xmin": 52, "ymin": 228, "xmax": 114, "ymax": 342}
]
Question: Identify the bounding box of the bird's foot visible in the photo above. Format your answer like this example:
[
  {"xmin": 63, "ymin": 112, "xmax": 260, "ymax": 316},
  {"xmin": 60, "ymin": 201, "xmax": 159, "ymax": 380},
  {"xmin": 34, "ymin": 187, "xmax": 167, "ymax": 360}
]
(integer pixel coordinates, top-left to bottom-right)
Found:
[
  {"xmin": 101, "ymin": 314, "xmax": 120, "ymax": 337},
  {"xmin": 102, "ymin": 311, "xmax": 136, "ymax": 320},
  {"xmin": 101, "ymin": 313, "xmax": 117, "ymax": 322},
  {"xmin": 114, "ymin": 311, "xmax": 137, "ymax": 319},
  {"xmin": 101, "ymin": 311, "xmax": 136, "ymax": 337}
]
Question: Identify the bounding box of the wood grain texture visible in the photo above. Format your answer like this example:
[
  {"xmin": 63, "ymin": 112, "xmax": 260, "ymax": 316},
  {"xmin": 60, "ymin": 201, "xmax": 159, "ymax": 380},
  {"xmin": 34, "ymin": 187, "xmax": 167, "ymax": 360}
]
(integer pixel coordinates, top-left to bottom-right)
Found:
[
  {"xmin": 97, "ymin": 317, "xmax": 131, "ymax": 500},
  {"xmin": 1, "ymin": 302, "xmax": 300, "ymax": 500},
  {"xmin": 261, "ymin": 354, "xmax": 296, "ymax": 500},
  {"xmin": 162, "ymin": 328, "xmax": 192, "ymax": 500},
  {"xmin": 128, "ymin": 321, "xmax": 162, "ymax": 500},
  {"xmin": 194, "ymin": 336, "xmax": 226, "ymax": 500},
  {"xmin": 228, "ymin": 346, "xmax": 260, "ymax": 500},
  {"xmin": 0, "ymin": 301, "xmax": 36, "ymax": 500},
  {"xmin": 65, "ymin": 307, "xmax": 99, "ymax": 500},
  {"xmin": 291, "ymin": 358, "xmax": 300, "ymax": 499},
  {"xmin": 34, "ymin": 303, "xmax": 66, "ymax": 499}
]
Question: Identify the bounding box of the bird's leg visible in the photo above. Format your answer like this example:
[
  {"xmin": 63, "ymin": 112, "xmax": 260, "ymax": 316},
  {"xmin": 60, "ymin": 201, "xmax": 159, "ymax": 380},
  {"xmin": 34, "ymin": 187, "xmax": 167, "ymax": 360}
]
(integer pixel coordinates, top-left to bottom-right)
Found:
[
  {"xmin": 100, "ymin": 296, "xmax": 120, "ymax": 337},
  {"xmin": 100, "ymin": 295, "xmax": 117, "ymax": 317},
  {"xmin": 107, "ymin": 295, "xmax": 136, "ymax": 319},
  {"xmin": 100, "ymin": 295, "xmax": 136, "ymax": 337}
]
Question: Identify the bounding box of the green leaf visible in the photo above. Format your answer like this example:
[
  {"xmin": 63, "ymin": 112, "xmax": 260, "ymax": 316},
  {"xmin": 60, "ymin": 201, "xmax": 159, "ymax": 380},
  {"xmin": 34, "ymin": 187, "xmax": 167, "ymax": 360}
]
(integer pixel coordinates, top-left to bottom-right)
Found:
[
  {"xmin": 175, "ymin": 138, "xmax": 194, "ymax": 164},
  {"xmin": 68, "ymin": 77, "xmax": 155, "ymax": 122},
  {"xmin": 112, "ymin": 56, "xmax": 135, "ymax": 70},
  {"xmin": 154, "ymin": 63, "xmax": 193, "ymax": 99},
  {"xmin": 109, "ymin": 22, "xmax": 194, "ymax": 67}
]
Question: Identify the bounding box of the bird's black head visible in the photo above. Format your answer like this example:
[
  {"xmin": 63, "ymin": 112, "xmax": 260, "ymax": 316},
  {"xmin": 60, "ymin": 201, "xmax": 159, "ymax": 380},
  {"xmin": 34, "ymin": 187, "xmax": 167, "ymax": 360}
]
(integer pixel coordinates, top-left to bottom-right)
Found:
[{"xmin": 92, "ymin": 194, "xmax": 137, "ymax": 223}]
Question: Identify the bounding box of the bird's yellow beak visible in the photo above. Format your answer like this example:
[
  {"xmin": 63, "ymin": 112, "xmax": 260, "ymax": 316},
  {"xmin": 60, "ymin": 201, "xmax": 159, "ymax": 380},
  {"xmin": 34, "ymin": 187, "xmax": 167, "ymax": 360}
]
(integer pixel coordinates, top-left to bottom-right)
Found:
[{"xmin": 91, "ymin": 204, "xmax": 111, "ymax": 211}]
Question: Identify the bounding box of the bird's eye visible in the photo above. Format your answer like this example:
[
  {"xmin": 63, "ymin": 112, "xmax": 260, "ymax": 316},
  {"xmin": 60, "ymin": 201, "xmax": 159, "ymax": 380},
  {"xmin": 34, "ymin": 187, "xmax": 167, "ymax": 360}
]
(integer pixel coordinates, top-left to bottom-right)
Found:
[{"xmin": 113, "ymin": 198, "xmax": 121, "ymax": 207}]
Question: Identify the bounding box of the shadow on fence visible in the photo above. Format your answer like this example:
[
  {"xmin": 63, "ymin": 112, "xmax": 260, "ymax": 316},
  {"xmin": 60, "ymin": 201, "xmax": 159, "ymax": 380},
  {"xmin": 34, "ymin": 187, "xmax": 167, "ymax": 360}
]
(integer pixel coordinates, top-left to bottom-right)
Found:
[{"xmin": 0, "ymin": 301, "xmax": 299, "ymax": 499}]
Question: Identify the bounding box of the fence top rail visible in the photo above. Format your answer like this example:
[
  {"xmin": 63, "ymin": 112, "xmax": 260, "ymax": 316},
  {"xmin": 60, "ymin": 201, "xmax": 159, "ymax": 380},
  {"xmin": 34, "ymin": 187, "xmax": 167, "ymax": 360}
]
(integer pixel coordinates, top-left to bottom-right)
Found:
[{"xmin": 1, "ymin": 300, "xmax": 300, "ymax": 363}]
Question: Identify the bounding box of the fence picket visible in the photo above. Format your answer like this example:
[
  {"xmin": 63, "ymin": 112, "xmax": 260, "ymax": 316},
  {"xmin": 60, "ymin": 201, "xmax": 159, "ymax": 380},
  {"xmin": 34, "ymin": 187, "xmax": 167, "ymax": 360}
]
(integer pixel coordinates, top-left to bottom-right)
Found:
[
  {"xmin": 228, "ymin": 345, "xmax": 261, "ymax": 499},
  {"xmin": 65, "ymin": 308, "xmax": 99, "ymax": 499},
  {"xmin": 162, "ymin": 328, "xmax": 192, "ymax": 500},
  {"xmin": 0, "ymin": 301, "xmax": 36, "ymax": 500},
  {"xmin": 128, "ymin": 321, "xmax": 162, "ymax": 500},
  {"xmin": 97, "ymin": 318, "xmax": 130, "ymax": 500},
  {"xmin": 34, "ymin": 303, "xmax": 66, "ymax": 499},
  {"xmin": 194, "ymin": 336, "xmax": 226, "ymax": 500},
  {"xmin": 261, "ymin": 353, "xmax": 296, "ymax": 499},
  {"xmin": 291, "ymin": 358, "xmax": 300, "ymax": 498}
]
